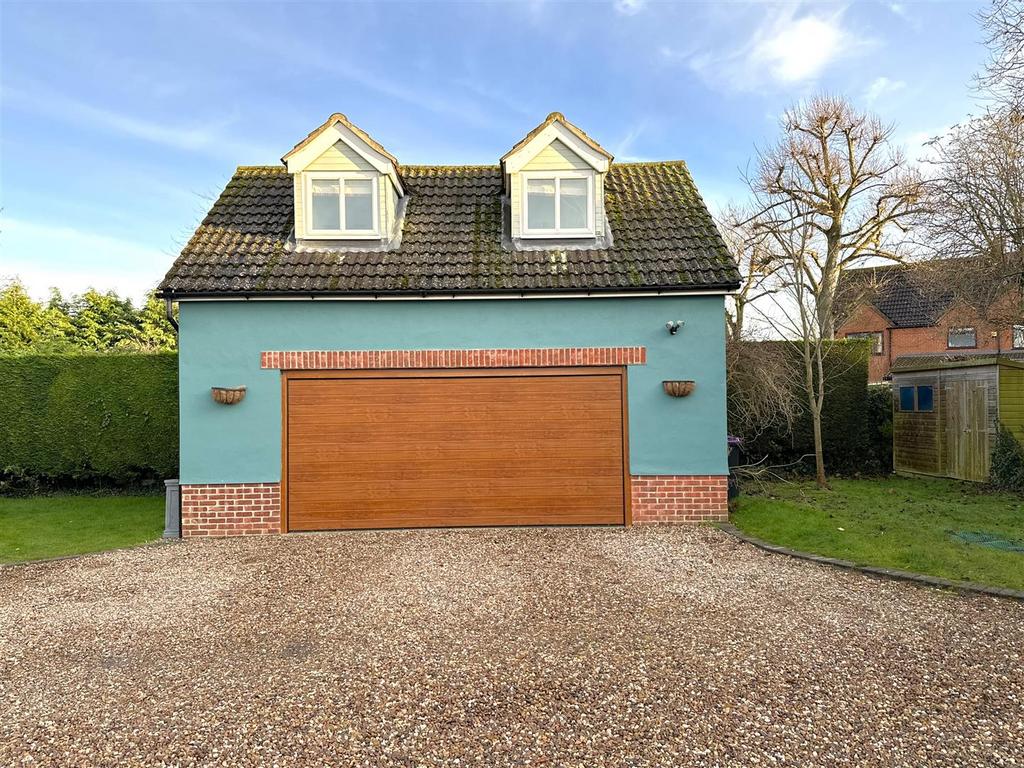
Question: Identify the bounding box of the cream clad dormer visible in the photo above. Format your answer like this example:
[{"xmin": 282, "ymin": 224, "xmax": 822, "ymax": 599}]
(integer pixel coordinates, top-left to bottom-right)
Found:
[
  {"xmin": 501, "ymin": 112, "xmax": 613, "ymax": 245},
  {"xmin": 282, "ymin": 113, "xmax": 405, "ymax": 246}
]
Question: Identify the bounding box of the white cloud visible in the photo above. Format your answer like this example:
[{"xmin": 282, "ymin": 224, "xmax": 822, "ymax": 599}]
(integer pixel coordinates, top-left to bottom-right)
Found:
[
  {"xmin": 752, "ymin": 13, "xmax": 845, "ymax": 83},
  {"xmin": 0, "ymin": 217, "xmax": 173, "ymax": 302},
  {"xmin": 864, "ymin": 76, "xmax": 906, "ymax": 103},
  {"xmin": 614, "ymin": 0, "xmax": 646, "ymax": 16},
  {"xmin": 674, "ymin": 6, "xmax": 857, "ymax": 92}
]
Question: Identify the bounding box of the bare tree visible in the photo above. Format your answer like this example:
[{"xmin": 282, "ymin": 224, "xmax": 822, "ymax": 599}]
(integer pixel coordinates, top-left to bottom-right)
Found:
[
  {"xmin": 718, "ymin": 204, "xmax": 782, "ymax": 342},
  {"xmin": 915, "ymin": 110, "xmax": 1024, "ymax": 334},
  {"xmin": 752, "ymin": 201, "xmax": 836, "ymax": 488},
  {"xmin": 978, "ymin": 0, "xmax": 1024, "ymax": 111},
  {"xmin": 726, "ymin": 336, "xmax": 801, "ymax": 445},
  {"xmin": 754, "ymin": 95, "xmax": 927, "ymax": 338}
]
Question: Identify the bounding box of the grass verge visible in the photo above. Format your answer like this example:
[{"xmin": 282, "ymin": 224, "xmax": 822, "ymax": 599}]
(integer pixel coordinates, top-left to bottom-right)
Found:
[
  {"xmin": 0, "ymin": 495, "xmax": 164, "ymax": 564},
  {"xmin": 733, "ymin": 476, "xmax": 1024, "ymax": 591}
]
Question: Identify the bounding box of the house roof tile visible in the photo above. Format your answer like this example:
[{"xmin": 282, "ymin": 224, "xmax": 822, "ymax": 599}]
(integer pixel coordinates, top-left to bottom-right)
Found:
[
  {"xmin": 839, "ymin": 264, "xmax": 952, "ymax": 328},
  {"xmin": 157, "ymin": 162, "xmax": 739, "ymax": 297}
]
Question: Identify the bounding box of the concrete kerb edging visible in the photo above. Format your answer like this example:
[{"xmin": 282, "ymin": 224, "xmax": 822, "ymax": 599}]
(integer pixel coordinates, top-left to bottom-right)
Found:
[{"xmin": 717, "ymin": 522, "xmax": 1024, "ymax": 603}]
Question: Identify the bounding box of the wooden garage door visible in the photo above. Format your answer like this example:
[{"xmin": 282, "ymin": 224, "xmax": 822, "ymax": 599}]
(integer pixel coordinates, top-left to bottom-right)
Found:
[{"xmin": 283, "ymin": 368, "xmax": 627, "ymax": 530}]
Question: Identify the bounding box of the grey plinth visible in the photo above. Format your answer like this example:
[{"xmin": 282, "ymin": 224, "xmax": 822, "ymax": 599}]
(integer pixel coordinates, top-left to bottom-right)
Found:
[{"xmin": 163, "ymin": 479, "xmax": 181, "ymax": 539}]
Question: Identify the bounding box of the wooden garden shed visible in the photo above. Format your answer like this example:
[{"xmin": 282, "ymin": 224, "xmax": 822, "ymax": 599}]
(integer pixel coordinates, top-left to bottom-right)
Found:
[{"xmin": 890, "ymin": 351, "xmax": 1024, "ymax": 482}]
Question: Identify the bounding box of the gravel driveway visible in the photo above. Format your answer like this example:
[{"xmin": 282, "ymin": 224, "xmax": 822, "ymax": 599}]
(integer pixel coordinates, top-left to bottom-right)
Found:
[{"xmin": 2, "ymin": 526, "xmax": 1022, "ymax": 767}]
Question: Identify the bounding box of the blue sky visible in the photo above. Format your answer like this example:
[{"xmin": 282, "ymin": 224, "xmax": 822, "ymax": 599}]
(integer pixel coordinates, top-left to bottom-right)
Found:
[{"xmin": 1, "ymin": 0, "xmax": 987, "ymax": 302}]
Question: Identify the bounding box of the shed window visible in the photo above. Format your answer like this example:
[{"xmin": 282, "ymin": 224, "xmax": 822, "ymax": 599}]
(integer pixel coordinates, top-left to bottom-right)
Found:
[
  {"xmin": 522, "ymin": 172, "xmax": 594, "ymax": 237},
  {"xmin": 916, "ymin": 385, "xmax": 934, "ymax": 412},
  {"xmin": 947, "ymin": 327, "xmax": 977, "ymax": 349},
  {"xmin": 899, "ymin": 386, "xmax": 916, "ymax": 411},
  {"xmin": 899, "ymin": 385, "xmax": 934, "ymax": 412},
  {"xmin": 846, "ymin": 331, "xmax": 883, "ymax": 355},
  {"xmin": 1014, "ymin": 324, "xmax": 1023, "ymax": 349}
]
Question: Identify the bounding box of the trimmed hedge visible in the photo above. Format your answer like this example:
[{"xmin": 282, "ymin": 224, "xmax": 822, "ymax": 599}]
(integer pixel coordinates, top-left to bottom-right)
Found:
[
  {"xmin": 734, "ymin": 340, "xmax": 889, "ymax": 475},
  {"xmin": 0, "ymin": 353, "xmax": 178, "ymax": 490},
  {"xmin": 864, "ymin": 384, "xmax": 894, "ymax": 474}
]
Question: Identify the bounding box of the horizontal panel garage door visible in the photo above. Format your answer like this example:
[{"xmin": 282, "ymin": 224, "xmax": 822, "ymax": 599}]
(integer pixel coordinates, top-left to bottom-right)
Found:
[{"xmin": 284, "ymin": 370, "xmax": 627, "ymax": 530}]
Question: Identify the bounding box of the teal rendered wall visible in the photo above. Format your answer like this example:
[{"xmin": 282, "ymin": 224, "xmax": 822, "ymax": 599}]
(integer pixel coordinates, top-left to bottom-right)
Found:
[{"xmin": 178, "ymin": 296, "xmax": 728, "ymax": 483}]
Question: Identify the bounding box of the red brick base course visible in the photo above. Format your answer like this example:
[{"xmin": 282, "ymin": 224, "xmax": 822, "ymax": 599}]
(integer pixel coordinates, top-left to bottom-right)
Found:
[
  {"xmin": 260, "ymin": 346, "xmax": 646, "ymax": 370},
  {"xmin": 630, "ymin": 475, "xmax": 729, "ymax": 523},
  {"xmin": 179, "ymin": 476, "xmax": 727, "ymax": 536},
  {"xmin": 181, "ymin": 483, "xmax": 281, "ymax": 537}
]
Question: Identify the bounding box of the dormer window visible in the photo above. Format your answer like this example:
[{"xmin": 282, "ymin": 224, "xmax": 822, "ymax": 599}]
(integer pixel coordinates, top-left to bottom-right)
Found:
[
  {"xmin": 282, "ymin": 113, "xmax": 405, "ymax": 246},
  {"xmin": 306, "ymin": 172, "xmax": 379, "ymax": 237},
  {"xmin": 523, "ymin": 172, "xmax": 594, "ymax": 237},
  {"xmin": 501, "ymin": 112, "xmax": 613, "ymax": 246}
]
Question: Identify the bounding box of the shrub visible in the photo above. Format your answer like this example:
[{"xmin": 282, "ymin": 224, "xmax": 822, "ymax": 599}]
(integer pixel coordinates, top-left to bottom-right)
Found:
[
  {"xmin": 991, "ymin": 426, "xmax": 1024, "ymax": 493},
  {"xmin": 0, "ymin": 353, "xmax": 178, "ymax": 492},
  {"xmin": 731, "ymin": 340, "xmax": 875, "ymax": 475}
]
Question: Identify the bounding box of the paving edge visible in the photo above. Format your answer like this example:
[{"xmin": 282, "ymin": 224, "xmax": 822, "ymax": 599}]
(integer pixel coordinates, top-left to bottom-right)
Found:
[{"xmin": 717, "ymin": 522, "xmax": 1024, "ymax": 603}]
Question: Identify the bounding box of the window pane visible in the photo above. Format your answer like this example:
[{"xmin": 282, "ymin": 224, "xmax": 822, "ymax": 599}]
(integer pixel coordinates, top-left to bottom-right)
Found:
[
  {"xmin": 899, "ymin": 386, "xmax": 915, "ymax": 412},
  {"xmin": 846, "ymin": 332, "xmax": 883, "ymax": 355},
  {"xmin": 947, "ymin": 327, "xmax": 976, "ymax": 348},
  {"xmin": 559, "ymin": 177, "xmax": 588, "ymax": 229},
  {"xmin": 311, "ymin": 178, "xmax": 340, "ymax": 230},
  {"xmin": 527, "ymin": 178, "xmax": 556, "ymax": 230},
  {"xmin": 1014, "ymin": 325, "xmax": 1023, "ymax": 349},
  {"xmin": 916, "ymin": 385, "xmax": 934, "ymax": 412},
  {"xmin": 344, "ymin": 178, "xmax": 374, "ymax": 231}
]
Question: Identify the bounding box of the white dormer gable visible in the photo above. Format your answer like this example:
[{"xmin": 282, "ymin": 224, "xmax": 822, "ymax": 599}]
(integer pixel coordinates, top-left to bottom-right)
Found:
[
  {"xmin": 501, "ymin": 113, "xmax": 613, "ymax": 243},
  {"xmin": 501, "ymin": 113, "xmax": 612, "ymax": 175},
  {"xmin": 283, "ymin": 113, "xmax": 404, "ymax": 243}
]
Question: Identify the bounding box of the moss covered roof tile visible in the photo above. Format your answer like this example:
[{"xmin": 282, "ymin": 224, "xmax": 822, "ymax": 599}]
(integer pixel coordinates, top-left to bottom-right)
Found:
[{"xmin": 158, "ymin": 163, "xmax": 739, "ymax": 297}]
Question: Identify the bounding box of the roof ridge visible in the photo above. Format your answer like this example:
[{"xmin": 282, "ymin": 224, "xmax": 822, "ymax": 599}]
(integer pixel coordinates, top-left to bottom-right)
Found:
[
  {"xmin": 615, "ymin": 159, "xmax": 688, "ymax": 167},
  {"xmin": 400, "ymin": 164, "xmax": 501, "ymax": 169},
  {"xmin": 234, "ymin": 161, "xmax": 692, "ymax": 174}
]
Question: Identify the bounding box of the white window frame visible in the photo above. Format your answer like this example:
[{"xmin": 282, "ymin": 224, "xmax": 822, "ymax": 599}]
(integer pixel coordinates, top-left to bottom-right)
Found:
[
  {"xmin": 520, "ymin": 170, "xmax": 595, "ymax": 239},
  {"xmin": 1014, "ymin": 324, "xmax": 1024, "ymax": 349},
  {"xmin": 303, "ymin": 171, "xmax": 380, "ymax": 239},
  {"xmin": 947, "ymin": 326, "xmax": 977, "ymax": 349},
  {"xmin": 845, "ymin": 331, "xmax": 884, "ymax": 355}
]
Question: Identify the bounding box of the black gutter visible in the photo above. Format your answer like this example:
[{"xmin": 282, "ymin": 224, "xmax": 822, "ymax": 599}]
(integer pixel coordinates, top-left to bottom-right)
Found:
[{"xmin": 154, "ymin": 281, "xmax": 741, "ymax": 301}]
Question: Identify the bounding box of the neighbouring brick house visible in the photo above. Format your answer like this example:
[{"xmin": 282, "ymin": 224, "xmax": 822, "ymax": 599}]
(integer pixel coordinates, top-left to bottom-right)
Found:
[
  {"xmin": 837, "ymin": 264, "xmax": 1024, "ymax": 383},
  {"xmin": 157, "ymin": 112, "xmax": 739, "ymax": 536}
]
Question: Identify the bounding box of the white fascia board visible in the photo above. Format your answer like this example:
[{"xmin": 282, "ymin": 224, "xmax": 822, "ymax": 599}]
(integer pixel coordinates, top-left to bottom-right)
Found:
[
  {"xmin": 504, "ymin": 123, "xmax": 610, "ymax": 174},
  {"xmin": 285, "ymin": 123, "xmax": 405, "ymax": 196},
  {"xmin": 173, "ymin": 288, "xmax": 734, "ymax": 302}
]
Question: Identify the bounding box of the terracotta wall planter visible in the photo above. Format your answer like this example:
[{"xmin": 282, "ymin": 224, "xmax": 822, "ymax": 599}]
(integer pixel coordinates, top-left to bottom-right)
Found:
[
  {"xmin": 211, "ymin": 386, "xmax": 247, "ymax": 405},
  {"xmin": 662, "ymin": 380, "xmax": 696, "ymax": 398}
]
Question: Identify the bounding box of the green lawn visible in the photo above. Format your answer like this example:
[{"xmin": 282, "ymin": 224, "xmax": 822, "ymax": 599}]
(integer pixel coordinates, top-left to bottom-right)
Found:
[
  {"xmin": 0, "ymin": 495, "xmax": 164, "ymax": 564},
  {"xmin": 733, "ymin": 476, "xmax": 1024, "ymax": 591}
]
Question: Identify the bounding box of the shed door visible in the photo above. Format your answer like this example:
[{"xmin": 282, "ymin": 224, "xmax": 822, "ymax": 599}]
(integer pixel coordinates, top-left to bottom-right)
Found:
[
  {"xmin": 284, "ymin": 370, "xmax": 627, "ymax": 531},
  {"xmin": 944, "ymin": 379, "xmax": 990, "ymax": 482}
]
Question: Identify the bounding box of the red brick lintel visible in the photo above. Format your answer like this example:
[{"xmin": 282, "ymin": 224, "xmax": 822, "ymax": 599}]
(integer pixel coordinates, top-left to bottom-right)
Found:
[{"xmin": 260, "ymin": 347, "xmax": 647, "ymax": 370}]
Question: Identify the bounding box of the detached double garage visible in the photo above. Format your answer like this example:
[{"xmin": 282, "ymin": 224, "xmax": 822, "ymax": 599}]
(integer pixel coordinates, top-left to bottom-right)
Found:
[{"xmin": 283, "ymin": 368, "xmax": 629, "ymax": 531}]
